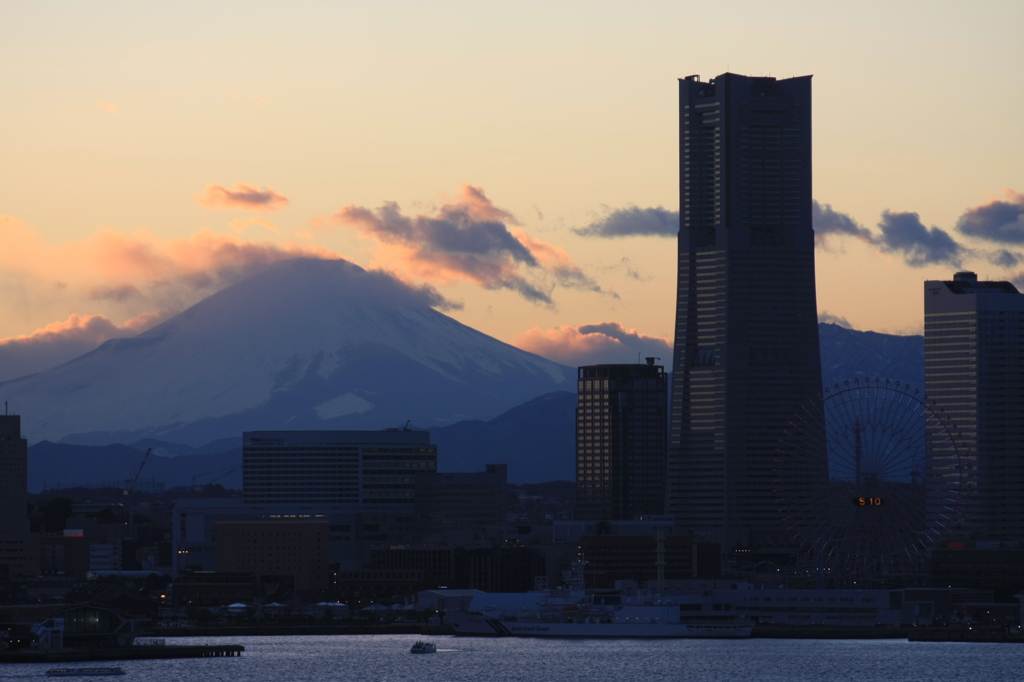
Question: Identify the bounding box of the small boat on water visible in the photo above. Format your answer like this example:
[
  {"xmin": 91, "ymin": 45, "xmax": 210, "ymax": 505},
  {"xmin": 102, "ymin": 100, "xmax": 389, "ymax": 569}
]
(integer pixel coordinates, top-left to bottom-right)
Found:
[
  {"xmin": 46, "ymin": 668, "xmax": 126, "ymax": 677},
  {"xmin": 410, "ymin": 641, "xmax": 437, "ymax": 654}
]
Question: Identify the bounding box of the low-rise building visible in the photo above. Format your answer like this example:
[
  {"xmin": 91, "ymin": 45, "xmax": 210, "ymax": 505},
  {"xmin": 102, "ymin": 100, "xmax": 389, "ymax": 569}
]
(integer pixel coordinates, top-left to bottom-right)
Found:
[{"xmin": 215, "ymin": 517, "xmax": 329, "ymax": 597}]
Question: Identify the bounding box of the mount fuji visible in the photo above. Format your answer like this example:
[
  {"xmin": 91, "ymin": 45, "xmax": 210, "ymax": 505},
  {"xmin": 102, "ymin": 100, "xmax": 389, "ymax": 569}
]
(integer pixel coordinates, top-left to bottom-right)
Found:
[{"xmin": 2, "ymin": 258, "xmax": 575, "ymax": 445}]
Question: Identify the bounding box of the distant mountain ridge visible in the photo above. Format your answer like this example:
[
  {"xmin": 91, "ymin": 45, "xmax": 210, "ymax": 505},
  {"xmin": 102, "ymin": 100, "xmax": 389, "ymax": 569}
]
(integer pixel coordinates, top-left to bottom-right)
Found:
[
  {"xmin": 27, "ymin": 323, "xmax": 925, "ymax": 490},
  {"xmin": 28, "ymin": 440, "xmax": 241, "ymax": 493},
  {"xmin": 818, "ymin": 323, "xmax": 923, "ymax": 390},
  {"xmin": 26, "ymin": 393, "xmax": 579, "ymax": 491}
]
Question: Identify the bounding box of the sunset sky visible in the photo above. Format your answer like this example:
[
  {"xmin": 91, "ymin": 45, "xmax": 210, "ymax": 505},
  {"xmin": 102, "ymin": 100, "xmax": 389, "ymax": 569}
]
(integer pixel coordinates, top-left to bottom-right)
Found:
[{"xmin": 2, "ymin": 1, "xmax": 1022, "ymax": 378}]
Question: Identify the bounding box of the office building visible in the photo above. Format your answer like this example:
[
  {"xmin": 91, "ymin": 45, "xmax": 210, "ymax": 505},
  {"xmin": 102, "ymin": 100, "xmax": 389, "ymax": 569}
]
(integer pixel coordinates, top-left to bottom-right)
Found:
[
  {"xmin": 424, "ymin": 464, "xmax": 509, "ymax": 531},
  {"xmin": 576, "ymin": 360, "xmax": 668, "ymax": 520},
  {"xmin": 176, "ymin": 431, "xmax": 438, "ymax": 576},
  {"xmin": 243, "ymin": 430, "xmax": 437, "ymax": 506},
  {"xmin": 0, "ymin": 414, "xmax": 34, "ymax": 580},
  {"xmin": 924, "ymin": 272, "xmax": 1024, "ymax": 542},
  {"xmin": 215, "ymin": 517, "xmax": 329, "ymax": 596},
  {"xmin": 667, "ymin": 73, "xmax": 824, "ymax": 547}
]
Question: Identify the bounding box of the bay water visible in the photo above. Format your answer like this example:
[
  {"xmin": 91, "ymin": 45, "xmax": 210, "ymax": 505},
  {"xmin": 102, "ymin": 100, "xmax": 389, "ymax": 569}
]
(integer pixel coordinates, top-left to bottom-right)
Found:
[{"xmin": 2, "ymin": 634, "xmax": 1021, "ymax": 681}]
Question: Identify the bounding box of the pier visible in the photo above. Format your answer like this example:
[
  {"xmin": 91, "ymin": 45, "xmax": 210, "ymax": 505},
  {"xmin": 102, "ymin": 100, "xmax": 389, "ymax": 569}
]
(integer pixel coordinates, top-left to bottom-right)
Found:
[
  {"xmin": 908, "ymin": 628, "xmax": 1024, "ymax": 643},
  {"xmin": 0, "ymin": 644, "xmax": 244, "ymax": 664}
]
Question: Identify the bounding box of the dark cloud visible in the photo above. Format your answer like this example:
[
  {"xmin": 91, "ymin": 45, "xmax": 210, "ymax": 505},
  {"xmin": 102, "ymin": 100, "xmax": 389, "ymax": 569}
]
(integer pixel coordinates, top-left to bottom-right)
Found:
[
  {"xmin": 397, "ymin": 201, "xmax": 536, "ymax": 264},
  {"xmin": 877, "ymin": 210, "xmax": 964, "ymax": 267},
  {"xmin": 572, "ymin": 201, "xmax": 880, "ymax": 247},
  {"xmin": 329, "ymin": 184, "xmax": 605, "ymax": 305},
  {"xmin": 559, "ymin": 197, "xmax": 1024, "ymax": 275},
  {"xmin": 870, "ymin": 193, "xmax": 1024, "ymax": 271},
  {"xmin": 956, "ymin": 191, "xmax": 1024, "ymax": 244},
  {"xmin": 575, "ymin": 202, "xmax": 873, "ymax": 246},
  {"xmin": 332, "ymin": 201, "xmax": 553, "ymax": 303},
  {"xmin": 358, "ymin": 267, "xmax": 463, "ymax": 313},
  {"xmin": 990, "ymin": 249, "xmax": 1023, "ymax": 269},
  {"xmin": 574, "ymin": 206, "xmax": 678, "ymax": 238},
  {"xmin": 813, "ymin": 201, "xmax": 875, "ymax": 244}
]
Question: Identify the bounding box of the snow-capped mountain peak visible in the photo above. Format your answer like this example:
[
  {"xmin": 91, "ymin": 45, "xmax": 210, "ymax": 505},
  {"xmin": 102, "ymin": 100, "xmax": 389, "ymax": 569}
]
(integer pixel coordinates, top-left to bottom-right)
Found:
[{"xmin": 2, "ymin": 258, "xmax": 574, "ymax": 445}]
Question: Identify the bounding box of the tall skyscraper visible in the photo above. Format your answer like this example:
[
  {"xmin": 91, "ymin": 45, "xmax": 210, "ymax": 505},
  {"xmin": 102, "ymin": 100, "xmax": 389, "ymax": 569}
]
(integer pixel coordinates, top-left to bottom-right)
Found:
[
  {"xmin": 576, "ymin": 360, "xmax": 668, "ymax": 521},
  {"xmin": 0, "ymin": 414, "xmax": 33, "ymax": 579},
  {"xmin": 667, "ymin": 73, "xmax": 824, "ymax": 548},
  {"xmin": 925, "ymin": 271, "xmax": 1024, "ymax": 542}
]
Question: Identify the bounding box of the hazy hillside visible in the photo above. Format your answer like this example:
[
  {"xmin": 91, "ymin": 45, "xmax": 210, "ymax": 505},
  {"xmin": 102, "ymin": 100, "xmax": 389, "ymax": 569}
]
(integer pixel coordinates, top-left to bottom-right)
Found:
[{"xmin": 26, "ymin": 321, "xmax": 925, "ymax": 490}]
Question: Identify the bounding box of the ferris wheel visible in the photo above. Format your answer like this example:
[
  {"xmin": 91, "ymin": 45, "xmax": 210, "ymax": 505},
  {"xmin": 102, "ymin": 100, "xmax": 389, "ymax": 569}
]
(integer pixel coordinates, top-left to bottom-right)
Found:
[{"xmin": 778, "ymin": 378, "xmax": 965, "ymax": 588}]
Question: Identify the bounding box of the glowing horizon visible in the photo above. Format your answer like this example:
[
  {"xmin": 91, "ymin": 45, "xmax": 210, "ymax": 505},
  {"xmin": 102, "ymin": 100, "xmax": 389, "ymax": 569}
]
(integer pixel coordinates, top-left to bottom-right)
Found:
[{"xmin": 2, "ymin": 1, "xmax": 1021, "ymax": 377}]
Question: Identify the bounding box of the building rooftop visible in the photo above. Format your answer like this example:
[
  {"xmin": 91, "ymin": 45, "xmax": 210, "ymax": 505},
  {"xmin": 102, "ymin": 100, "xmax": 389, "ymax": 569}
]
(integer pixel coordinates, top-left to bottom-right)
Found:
[
  {"xmin": 940, "ymin": 270, "xmax": 1019, "ymax": 294},
  {"xmin": 243, "ymin": 430, "xmax": 432, "ymax": 445}
]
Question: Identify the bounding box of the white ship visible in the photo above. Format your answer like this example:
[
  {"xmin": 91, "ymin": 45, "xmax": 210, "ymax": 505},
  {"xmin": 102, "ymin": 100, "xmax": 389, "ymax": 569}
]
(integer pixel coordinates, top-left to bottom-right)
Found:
[
  {"xmin": 446, "ymin": 610, "xmax": 751, "ymax": 638},
  {"xmin": 445, "ymin": 559, "xmax": 752, "ymax": 639}
]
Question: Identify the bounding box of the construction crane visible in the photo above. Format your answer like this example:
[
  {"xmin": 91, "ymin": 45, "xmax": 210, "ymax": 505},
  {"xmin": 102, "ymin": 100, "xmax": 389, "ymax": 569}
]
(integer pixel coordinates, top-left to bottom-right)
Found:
[
  {"xmin": 123, "ymin": 447, "xmax": 153, "ymax": 545},
  {"xmin": 124, "ymin": 447, "xmax": 153, "ymax": 496}
]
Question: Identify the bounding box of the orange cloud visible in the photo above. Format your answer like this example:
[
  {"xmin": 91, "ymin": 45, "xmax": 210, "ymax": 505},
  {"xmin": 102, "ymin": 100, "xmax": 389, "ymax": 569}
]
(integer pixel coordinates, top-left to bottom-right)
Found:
[
  {"xmin": 0, "ymin": 214, "xmax": 340, "ymax": 339},
  {"xmin": 0, "ymin": 312, "xmax": 172, "ymax": 382},
  {"xmin": 78, "ymin": 227, "xmax": 333, "ymax": 288},
  {"xmin": 195, "ymin": 183, "xmax": 289, "ymax": 212},
  {"xmin": 449, "ymin": 183, "xmax": 517, "ymax": 223},
  {"xmin": 94, "ymin": 101, "xmax": 118, "ymax": 113},
  {"xmin": 4, "ymin": 313, "xmax": 127, "ymax": 345},
  {"xmin": 323, "ymin": 184, "xmax": 606, "ymax": 304},
  {"xmin": 515, "ymin": 322, "xmax": 671, "ymax": 369},
  {"xmin": 0, "ymin": 217, "xmax": 335, "ymax": 291},
  {"xmin": 0, "ymin": 309, "xmax": 182, "ymax": 381}
]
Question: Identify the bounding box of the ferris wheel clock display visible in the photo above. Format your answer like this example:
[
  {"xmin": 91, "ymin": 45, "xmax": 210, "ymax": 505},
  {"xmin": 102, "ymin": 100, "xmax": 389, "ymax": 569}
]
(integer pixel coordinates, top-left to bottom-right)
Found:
[{"xmin": 778, "ymin": 378, "xmax": 966, "ymax": 588}]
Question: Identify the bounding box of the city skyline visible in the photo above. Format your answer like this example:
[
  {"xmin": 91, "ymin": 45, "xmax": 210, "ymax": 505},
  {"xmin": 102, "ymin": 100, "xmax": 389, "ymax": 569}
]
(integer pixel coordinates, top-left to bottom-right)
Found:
[
  {"xmin": 4, "ymin": 4, "xmax": 1024, "ymax": 662},
  {"xmin": 2, "ymin": 2, "xmax": 1023, "ymax": 382}
]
